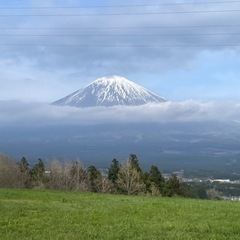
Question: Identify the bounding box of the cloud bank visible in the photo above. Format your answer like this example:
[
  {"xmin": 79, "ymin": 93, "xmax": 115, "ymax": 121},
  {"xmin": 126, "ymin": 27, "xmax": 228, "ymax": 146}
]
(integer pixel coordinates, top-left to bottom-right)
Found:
[{"xmin": 1, "ymin": 100, "xmax": 240, "ymax": 126}]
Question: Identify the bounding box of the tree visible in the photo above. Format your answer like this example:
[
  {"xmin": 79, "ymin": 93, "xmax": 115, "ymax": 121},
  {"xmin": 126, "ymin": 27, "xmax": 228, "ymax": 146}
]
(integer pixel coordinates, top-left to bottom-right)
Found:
[
  {"xmin": 181, "ymin": 184, "xmax": 208, "ymax": 199},
  {"xmin": 0, "ymin": 155, "xmax": 22, "ymax": 188},
  {"xmin": 47, "ymin": 160, "xmax": 74, "ymax": 190},
  {"xmin": 149, "ymin": 165, "xmax": 165, "ymax": 193},
  {"xmin": 18, "ymin": 157, "xmax": 29, "ymax": 173},
  {"xmin": 48, "ymin": 161, "xmax": 85, "ymax": 191},
  {"xmin": 116, "ymin": 160, "xmax": 145, "ymax": 195},
  {"xmin": 143, "ymin": 165, "xmax": 165, "ymax": 195},
  {"xmin": 48, "ymin": 160, "xmax": 63, "ymax": 190},
  {"xmin": 129, "ymin": 154, "xmax": 142, "ymax": 173},
  {"xmin": 31, "ymin": 159, "xmax": 46, "ymax": 188},
  {"xmin": 87, "ymin": 165, "xmax": 102, "ymax": 192},
  {"xmin": 206, "ymin": 188, "xmax": 222, "ymax": 200},
  {"xmin": 163, "ymin": 175, "xmax": 181, "ymax": 197},
  {"xmin": 100, "ymin": 177, "xmax": 112, "ymax": 193},
  {"xmin": 197, "ymin": 187, "xmax": 208, "ymax": 199},
  {"xmin": 70, "ymin": 161, "xmax": 87, "ymax": 191},
  {"xmin": 142, "ymin": 172, "xmax": 152, "ymax": 194},
  {"xmin": 17, "ymin": 157, "xmax": 31, "ymax": 188},
  {"xmin": 108, "ymin": 159, "xmax": 120, "ymax": 184}
]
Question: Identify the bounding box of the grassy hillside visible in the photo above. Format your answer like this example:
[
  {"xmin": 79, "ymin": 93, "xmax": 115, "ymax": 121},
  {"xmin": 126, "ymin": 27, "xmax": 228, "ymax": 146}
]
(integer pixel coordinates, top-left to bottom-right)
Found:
[{"xmin": 0, "ymin": 188, "xmax": 239, "ymax": 240}]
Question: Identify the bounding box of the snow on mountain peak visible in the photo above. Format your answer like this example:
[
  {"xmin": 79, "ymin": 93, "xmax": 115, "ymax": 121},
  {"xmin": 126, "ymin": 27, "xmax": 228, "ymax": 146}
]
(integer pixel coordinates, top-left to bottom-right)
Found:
[{"xmin": 53, "ymin": 75, "xmax": 168, "ymax": 107}]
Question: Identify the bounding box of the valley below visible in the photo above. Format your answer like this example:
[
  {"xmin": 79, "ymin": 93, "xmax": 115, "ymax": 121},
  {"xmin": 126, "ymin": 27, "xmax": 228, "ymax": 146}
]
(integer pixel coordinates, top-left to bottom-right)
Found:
[{"xmin": 1, "ymin": 121, "xmax": 240, "ymax": 176}]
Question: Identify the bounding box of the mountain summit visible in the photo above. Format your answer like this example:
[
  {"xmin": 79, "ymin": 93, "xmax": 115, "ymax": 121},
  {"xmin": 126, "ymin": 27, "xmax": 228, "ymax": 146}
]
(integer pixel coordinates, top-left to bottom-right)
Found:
[{"xmin": 53, "ymin": 75, "xmax": 167, "ymax": 107}]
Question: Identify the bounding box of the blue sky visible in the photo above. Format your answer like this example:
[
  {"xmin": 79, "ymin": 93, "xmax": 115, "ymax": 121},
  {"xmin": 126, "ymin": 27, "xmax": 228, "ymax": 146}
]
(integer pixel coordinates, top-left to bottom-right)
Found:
[{"xmin": 0, "ymin": 0, "xmax": 240, "ymax": 102}]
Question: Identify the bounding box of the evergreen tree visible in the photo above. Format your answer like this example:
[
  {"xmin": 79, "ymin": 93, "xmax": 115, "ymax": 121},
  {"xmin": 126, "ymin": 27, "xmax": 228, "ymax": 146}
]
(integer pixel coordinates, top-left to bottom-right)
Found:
[
  {"xmin": 163, "ymin": 174, "xmax": 181, "ymax": 197},
  {"xmin": 17, "ymin": 157, "xmax": 31, "ymax": 188},
  {"xmin": 18, "ymin": 157, "xmax": 29, "ymax": 173},
  {"xmin": 108, "ymin": 158, "xmax": 120, "ymax": 184},
  {"xmin": 149, "ymin": 165, "xmax": 165, "ymax": 193},
  {"xmin": 197, "ymin": 187, "xmax": 208, "ymax": 199},
  {"xmin": 142, "ymin": 172, "xmax": 152, "ymax": 194},
  {"xmin": 143, "ymin": 165, "xmax": 165, "ymax": 195},
  {"xmin": 87, "ymin": 165, "xmax": 102, "ymax": 192},
  {"xmin": 129, "ymin": 154, "xmax": 142, "ymax": 173},
  {"xmin": 180, "ymin": 184, "xmax": 208, "ymax": 199},
  {"xmin": 31, "ymin": 159, "xmax": 46, "ymax": 188}
]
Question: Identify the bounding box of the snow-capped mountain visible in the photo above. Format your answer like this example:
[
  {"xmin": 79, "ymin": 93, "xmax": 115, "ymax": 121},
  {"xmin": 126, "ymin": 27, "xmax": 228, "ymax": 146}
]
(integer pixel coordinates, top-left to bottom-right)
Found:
[{"xmin": 53, "ymin": 75, "xmax": 167, "ymax": 107}]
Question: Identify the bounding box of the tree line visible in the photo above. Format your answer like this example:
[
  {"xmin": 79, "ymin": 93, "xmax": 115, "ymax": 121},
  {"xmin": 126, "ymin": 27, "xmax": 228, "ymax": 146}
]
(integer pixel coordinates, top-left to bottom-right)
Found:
[{"xmin": 0, "ymin": 154, "xmax": 211, "ymax": 198}]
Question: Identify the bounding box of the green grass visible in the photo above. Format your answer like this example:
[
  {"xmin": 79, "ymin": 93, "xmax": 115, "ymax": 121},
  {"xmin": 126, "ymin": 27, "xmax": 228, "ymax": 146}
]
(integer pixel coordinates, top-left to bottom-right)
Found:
[{"xmin": 0, "ymin": 188, "xmax": 239, "ymax": 240}]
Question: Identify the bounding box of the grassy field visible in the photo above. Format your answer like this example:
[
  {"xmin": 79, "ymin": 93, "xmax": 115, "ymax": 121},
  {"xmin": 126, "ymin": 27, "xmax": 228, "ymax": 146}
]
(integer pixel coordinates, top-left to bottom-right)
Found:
[{"xmin": 0, "ymin": 188, "xmax": 239, "ymax": 240}]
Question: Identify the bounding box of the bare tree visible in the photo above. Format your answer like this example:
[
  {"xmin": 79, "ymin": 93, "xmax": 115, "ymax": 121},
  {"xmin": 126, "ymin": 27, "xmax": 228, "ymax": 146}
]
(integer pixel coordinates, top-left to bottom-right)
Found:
[
  {"xmin": 116, "ymin": 161, "xmax": 145, "ymax": 195},
  {"xmin": 0, "ymin": 155, "xmax": 22, "ymax": 188},
  {"xmin": 48, "ymin": 160, "xmax": 87, "ymax": 191},
  {"xmin": 206, "ymin": 188, "xmax": 222, "ymax": 200},
  {"xmin": 48, "ymin": 160, "xmax": 66, "ymax": 190},
  {"xmin": 70, "ymin": 161, "xmax": 88, "ymax": 191},
  {"xmin": 100, "ymin": 177, "xmax": 113, "ymax": 193}
]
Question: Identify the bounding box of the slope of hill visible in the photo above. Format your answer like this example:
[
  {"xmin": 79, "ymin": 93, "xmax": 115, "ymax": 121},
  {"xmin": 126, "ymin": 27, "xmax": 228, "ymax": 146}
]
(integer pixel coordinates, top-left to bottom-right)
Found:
[
  {"xmin": 1, "ymin": 188, "xmax": 239, "ymax": 239},
  {"xmin": 53, "ymin": 75, "xmax": 167, "ymax": 107}
]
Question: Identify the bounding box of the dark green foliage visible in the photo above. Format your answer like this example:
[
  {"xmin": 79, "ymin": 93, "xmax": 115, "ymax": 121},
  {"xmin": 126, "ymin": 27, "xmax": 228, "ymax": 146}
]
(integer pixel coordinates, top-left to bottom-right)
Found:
[
  {"xmin": 31, "ymin": 159, "xmax": 46, "ymax": 188},
  {"xmin": 108, "ymin": 158, "xmax": 120, "ymax": 184},
  {"xmin": 87, "ymin": 165, "xmax": 102, "ymax": 192},
  {"xmin": 181, "ymin": 184, "xmax": 208, "ymax": 199},
  {"xmin": 163, "ymin": 174, "xmax": 182, "ymax": 197},
  {"xmin": 18, "ymin": 157, "xmax": 29, "ymax": 173},
  {"xmin": 149, "ymin": 165, "xmax": 165, "ymax": 192},
  {"xmin": 17, "ymin": 157, "xmax": 31, "ymax": 188},
  {"xmin": 143, "ymin": 165, "xmax": 165, "ymax": 195},
  {"xmin": 142, "ymin": 172, "xmax": 152, "ymax": 193},
  {"xmin": 197, "ymin": 187, "xmax": 208, "ymax": 199},
  {"xmin": 1, "ymin": 154, "xmax": 222, "ymax": 200},
  {"xmin": 108, "ymin": 158, "xmax": 121, "ymax": 192},
  {"xmin": 32, "ymin": 159, "xmax": 45, "ymax": 175},
  {"xmin": 129, "ymin": 154, "xmax": 142, "ymax": 173}
]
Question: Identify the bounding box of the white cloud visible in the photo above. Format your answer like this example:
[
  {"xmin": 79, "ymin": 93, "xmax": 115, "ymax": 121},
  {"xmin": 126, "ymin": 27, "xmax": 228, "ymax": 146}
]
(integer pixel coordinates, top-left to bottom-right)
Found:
[
  {"xmin": 0, "ymin": 0, "xmax": 240, "ymax": 102},
  {"xmin": 0, "ymin": 100, "xmax": 240, "ymax": 125},
  {"xmin": 1, "ymin": 0, "xmax": 240, "ymax": 75},
  {"xmin": 0, "ymin": 58, "xmax": 82, "ymax": 101}
]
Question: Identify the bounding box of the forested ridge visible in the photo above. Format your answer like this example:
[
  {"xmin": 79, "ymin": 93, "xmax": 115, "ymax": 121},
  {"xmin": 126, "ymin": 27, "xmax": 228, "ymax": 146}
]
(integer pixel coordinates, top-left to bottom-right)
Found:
[{"xmin": 0, "ymin": 154, "xmax": 213, "ymax": 199}]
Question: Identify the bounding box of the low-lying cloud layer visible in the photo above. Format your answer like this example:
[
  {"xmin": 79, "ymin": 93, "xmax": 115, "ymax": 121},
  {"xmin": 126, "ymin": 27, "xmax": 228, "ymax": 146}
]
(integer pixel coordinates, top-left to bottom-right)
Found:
[{"xmin": 1, "ymin": 100, "xmax": 240, "ymax": 126}]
